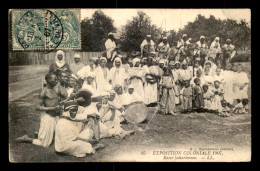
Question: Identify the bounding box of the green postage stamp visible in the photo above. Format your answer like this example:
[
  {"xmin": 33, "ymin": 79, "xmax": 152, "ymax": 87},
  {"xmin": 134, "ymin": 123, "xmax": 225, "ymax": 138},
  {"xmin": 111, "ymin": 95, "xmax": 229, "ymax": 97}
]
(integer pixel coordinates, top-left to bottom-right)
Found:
[{"xmin": 11, "ymin": 9, "xmax": 81, "ymax": 51}]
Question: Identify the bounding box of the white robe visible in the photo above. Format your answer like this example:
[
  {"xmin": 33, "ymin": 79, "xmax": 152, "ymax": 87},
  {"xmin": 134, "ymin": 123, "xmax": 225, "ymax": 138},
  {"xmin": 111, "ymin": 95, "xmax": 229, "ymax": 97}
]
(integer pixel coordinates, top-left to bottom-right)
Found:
[
  {"xmin": 105, "ymin": 39, "xmax": 117, "ymax": 60},
  {"xmin": 94, "ymin": 66, "xmax": 112, "ymax": 92},
  {"xmin": 144, "ymin": 65, "xmax": 158, "ymax": 104},
  {"xmin": 233, "ymin": 71, "xmax": 249, "ymax": 99},
  {"xmin": 109, "ymin": 67, "xmax": 126, "ymax": 88},
  {"xmin": 55, "ymin": 117, "xmax": 95, "ymax": 158},
  {"xmin": 222, "ymin": 70, "xmax": 236, "ymax": 104}
]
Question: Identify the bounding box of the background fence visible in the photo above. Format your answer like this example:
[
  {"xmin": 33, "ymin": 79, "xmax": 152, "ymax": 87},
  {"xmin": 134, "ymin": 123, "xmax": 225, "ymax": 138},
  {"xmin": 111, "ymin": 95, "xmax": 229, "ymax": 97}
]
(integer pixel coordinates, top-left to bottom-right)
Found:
[{"xmin": 9, "ymin": 51, "xmax": 105, "ymax": 66}]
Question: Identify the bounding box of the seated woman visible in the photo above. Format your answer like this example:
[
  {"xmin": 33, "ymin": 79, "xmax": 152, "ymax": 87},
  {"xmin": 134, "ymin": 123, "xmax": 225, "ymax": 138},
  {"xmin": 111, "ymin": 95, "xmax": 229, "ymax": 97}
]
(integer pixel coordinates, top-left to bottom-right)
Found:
[
  {"xmin": 122, "ymin": 84, "xmax": 143, "ymax": 106},
  {"xmin": 55, "ymin": 101, "xmax": 104, "ymax": 158}
]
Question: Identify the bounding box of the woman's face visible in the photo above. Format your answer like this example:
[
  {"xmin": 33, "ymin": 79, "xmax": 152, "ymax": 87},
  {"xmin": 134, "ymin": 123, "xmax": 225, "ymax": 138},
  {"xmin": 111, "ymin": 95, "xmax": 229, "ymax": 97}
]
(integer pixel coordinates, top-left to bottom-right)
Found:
[
  {"xmin": 87, "ymin": 77, "xmax": 94, "ymax": 84},
  {"xmin": 57, "ymin": 54, "xmax": 63, "ymax": 61},
  {"xmin": 109, "ymin": 93, "xmax": 115, "ymax": 101},
  {"xmin": 128, "ymin": 88, "xmax": 134, "ymax": 94},
  {"xmin": 135, "ymin": 61, "xmax": 140, "ymax": 67},
  {"xmin": 115, "ymin": 61, "xmax": 121, "ymax": 68}
]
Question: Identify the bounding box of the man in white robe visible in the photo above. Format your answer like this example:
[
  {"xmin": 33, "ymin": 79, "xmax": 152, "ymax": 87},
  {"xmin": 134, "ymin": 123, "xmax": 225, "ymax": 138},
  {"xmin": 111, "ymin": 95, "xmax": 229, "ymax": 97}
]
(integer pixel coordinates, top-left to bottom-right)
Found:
[
  {"xmin": 94, "ymin": 57, "xmax": 112, "ymax": 93},
  {"xmin": 141, "ymin": 35, "xmax": 155, "ymax": 57},
  {"xmin": 77, "ymin": 57, "xmax": 97, "ymax": 88},
  {"xmin": 105, "ymin": 32, "xmax": 117, "ymax": 62},
  {"xmin": 108, "ymin": 57, "xmax": 126, "ymax": 89},
  {"xmin": 157, "ymin": 37, "xmax": 170, "ymax": 59},
  {"xmin": 55, "ymin": 101, "xmax": 104, "ymax": 158},
  {"xmin": 144, "ymin": 57, "xmax": 159, "ymax": 106}
]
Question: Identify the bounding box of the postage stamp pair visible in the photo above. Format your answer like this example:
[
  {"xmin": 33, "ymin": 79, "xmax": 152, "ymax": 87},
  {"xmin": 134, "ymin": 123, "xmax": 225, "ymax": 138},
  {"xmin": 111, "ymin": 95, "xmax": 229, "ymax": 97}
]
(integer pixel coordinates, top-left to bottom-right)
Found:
[{"xmin": 11, "ymin": 9, "xmax": 81, "ymax": 52}]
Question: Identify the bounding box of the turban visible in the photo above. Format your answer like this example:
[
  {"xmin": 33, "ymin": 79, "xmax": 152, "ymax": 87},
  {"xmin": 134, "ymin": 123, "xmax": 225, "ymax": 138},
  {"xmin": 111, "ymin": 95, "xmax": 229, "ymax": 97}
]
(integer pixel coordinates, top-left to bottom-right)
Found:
[
  {"xmin": 64, "ymin": 101, "xmax": 78, "ymax": 111},
  {"xmin": 159, "ymin": 60, "xmax": 165, "ymax": 64},
  {"xmin": 182, "ymin": 34, "xmax": 187, "ymax": 38},
  {"xmin": 133, "ymin": 58, "xmax": 141, "ymax": 66},
  {"xmin": 86, "ymin": 72, "xmax": 95, "ymax": 78},
  {"xmin": 108, "ymin": 32, "xmax": 113, "ymax": 36},
  {"xmin": 128, "ymin": 84, "xmax": 134, "ymax": 89},
  {"xmin": 109, "ymin": 90, "xmax": 116, "ymax": 95},
  {"xmin": 147, "ymin": 35, "xmax": 151, "ymax": 38},
  {"xmin": 200, "ymin": 36, "xmax": 205, "ymax": 39},
  {"xmin": 215, "ymin": 37, "xmax": 220, "ymax": 41},
  {"xmin": 163, "ymin": 37, "xmax": 167, "ymax": 40},
  {"xmin": 169, "ymin": 61, "xmax": 175, "ymax": 65},
  {"xmin": 73, "ymin": 54, "xmax": 81, "ymax": 59},
  {"xmin": 100, "ymin": 57, "xmax": 107, "ymax": 63},
  {"xmin": 226, "ymin": 39, "xmax": 231, "ymax": 42},
  {"xmin": 175, "ymin": 61, "xmax": 180, "ymax": 65}
]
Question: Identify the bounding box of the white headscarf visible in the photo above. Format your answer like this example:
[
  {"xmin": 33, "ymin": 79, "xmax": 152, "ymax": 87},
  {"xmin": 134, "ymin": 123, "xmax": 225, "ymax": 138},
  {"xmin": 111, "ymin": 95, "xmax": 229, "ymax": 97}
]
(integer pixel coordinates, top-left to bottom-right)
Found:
[
  {"xmin": 133, "ymin": 58, "xmax": 141, "ymax": 67},
  {"xmin": 55, "ymin": 50, "xmax": 66, "ymax": 68},
  {"xmin": 113, "ymin": 57, "xmax": 122, "ymax": 68},
  {"xmin": 100, "ymin": 57, "xmax": 107, "ymax": 63}
]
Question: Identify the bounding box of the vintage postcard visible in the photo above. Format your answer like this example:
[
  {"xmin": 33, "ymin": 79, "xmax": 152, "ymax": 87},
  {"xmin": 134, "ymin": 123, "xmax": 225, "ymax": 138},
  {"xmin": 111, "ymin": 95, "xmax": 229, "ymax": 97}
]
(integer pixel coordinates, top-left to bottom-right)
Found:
[{"xmin": 8, "ymin": 9, "xmax": 251, "ymax": 162}]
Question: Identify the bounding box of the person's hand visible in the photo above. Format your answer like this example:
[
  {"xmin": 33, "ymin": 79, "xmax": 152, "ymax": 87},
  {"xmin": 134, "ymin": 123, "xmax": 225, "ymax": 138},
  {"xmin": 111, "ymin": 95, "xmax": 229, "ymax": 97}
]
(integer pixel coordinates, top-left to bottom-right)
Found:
[{"xmin": 88, "ymin": 114, "xmax": 100, "ymax": 119}]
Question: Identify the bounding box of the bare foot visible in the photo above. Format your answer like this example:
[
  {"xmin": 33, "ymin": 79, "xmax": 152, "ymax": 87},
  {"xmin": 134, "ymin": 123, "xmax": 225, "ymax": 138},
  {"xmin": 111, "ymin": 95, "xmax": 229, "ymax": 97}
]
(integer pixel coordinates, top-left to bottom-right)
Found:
[
  {"xmin": 93, "ymin": 144, "xmax": 105, "ymax": 151},
  {"xmin": 124, "ymin": 130, "xmax": 135, "ymax": 136},
  {"xmin": 16, "ymin": 135, "xmax": 33, "ymax": 143}
]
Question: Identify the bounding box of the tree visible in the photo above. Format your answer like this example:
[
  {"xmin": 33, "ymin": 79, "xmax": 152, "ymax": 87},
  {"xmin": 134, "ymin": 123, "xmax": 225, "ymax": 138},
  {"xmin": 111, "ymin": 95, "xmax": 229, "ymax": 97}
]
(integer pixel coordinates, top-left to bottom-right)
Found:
[
  {"xmin": 119, "ymin": 11, "xmax": 163, "ymax": 52},
  {"xmin": 81, "ymin": 10, "xmax": 116, "ymax": 51}
]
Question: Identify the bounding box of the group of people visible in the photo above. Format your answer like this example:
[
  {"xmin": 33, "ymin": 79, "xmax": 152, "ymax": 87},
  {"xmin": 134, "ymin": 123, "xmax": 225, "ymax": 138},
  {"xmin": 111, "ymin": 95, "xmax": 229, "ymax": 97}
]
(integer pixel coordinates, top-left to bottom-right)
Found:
[{"xmin": 15, "ymin": 32, "xmax": 249, "ymax": 158}]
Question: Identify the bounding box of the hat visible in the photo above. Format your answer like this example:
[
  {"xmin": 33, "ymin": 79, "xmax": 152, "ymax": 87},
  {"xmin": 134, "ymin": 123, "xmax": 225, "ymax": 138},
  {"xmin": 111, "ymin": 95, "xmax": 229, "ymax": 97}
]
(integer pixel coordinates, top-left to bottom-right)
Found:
[
  {"xmin": 195, "ymin": 57, "xmax": 200, "ymax": 61},
  {"xmin": 182, "ymin": 34, "xmax": 187, "ymax": 38},
  {"xmin": 200, "ymin": 36, "xmax": 205, "ymax": 39},
  {"xmin": 226, "ymin": 39, "xmax": 231, "ymax": 42},
  {"xmin": 74, "ymin": 54, "xmax": 81, "ymax": 59},
  {"xmin": 100, "ymin": 57, "xmax": 107, "ymax": 63},
  {"xmin": 109, "ymin": 90, "xmax": 116, "ymax": 94},
  {"xmin": 64, "ymin": 101, "xmax": 78, "ymax": 110},
  {"xmin": 128, "ymin": 84, "xmax": 134, "ymax": 89},
  {"xmin": 169, "ymin": 61, "xmax": 175, "ymax": 65},
  {"xmin": 159, "ymin": 60, "xmax": 165, "ymax": 64},
  {"xmin": 90, "ymin": 56, "xmax": 98, "ymax": 61},
  {"xmin": 108, "ymin": 32, "xmax": 113, "ymax": 36},
  {"xmin": 163, "ymin": 37, "xmax": 167, "ymax": 40},
  {"xmin": 147, "ymin": 35, "xmax": 151, "ymax": 38},
  {"xmin": 86, "ymin": 72, "xmax": 95, "ymax": 78}
]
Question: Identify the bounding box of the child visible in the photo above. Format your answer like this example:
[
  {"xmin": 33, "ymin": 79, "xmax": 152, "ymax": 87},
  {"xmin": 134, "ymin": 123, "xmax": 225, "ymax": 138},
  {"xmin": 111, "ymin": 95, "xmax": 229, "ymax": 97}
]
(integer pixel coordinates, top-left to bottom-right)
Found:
[
  {"xmin": 233, "ymin": 99, "xmax": 244, "ymax": 114},
  {"xmin": 218, "ymin": 100, "xmax": 231, "ymax": 117},
  {"xmin": 213, "ymin": 68, "xmax": 225, "ymax": 85},
  {"xmin": 193, "ymin": 59, "xmax": 203, "ymax": 77},
  {"xmin": 212, "ymin": 80, "xmax": 224, "ymax": 114},
  {"xmin": 201, "ymin": 68, "xmax": 214, "ymax": 88},
  {"xmin": 242, "ymin": 99, "xmax": 249, "ymax": 114},
  {"xmin": 202, "ymin": 84, "xmax": 214, "ymax": 113},
  {"xmin": 193, "ymin": 78, "xmax": 204, "ymax": 112},
  {"xmin": 159, "ymin": 67, "xmax": 179, "ymax": 115},
  {"xmin": 180, "ymin": 80, "xmax": 193, "ymax": 113}
]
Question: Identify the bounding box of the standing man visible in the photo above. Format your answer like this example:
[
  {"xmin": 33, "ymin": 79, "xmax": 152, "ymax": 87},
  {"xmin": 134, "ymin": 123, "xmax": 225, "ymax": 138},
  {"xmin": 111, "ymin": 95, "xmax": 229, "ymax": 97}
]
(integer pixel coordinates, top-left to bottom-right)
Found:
[
  {"xmin": 222, "ymin": 39, "xmax": 236, "ymax": 69},
  {"xmin": 157, "ymin": 37, "xmax": 171, "ymax": 59},
  {"xmin": 70, "ymin": 54, "xmax": 85, "ymax": 78},
  {"xmin": 194, "ymin": 36, "xmax": 208, "ymax": 67},
  {"xmin": 105, "ymin": 32, "xmax": 118, "ymax": 69},
  {"xmin": 141, "ymin": 35, "xmax": 155, "ymax": 58}
]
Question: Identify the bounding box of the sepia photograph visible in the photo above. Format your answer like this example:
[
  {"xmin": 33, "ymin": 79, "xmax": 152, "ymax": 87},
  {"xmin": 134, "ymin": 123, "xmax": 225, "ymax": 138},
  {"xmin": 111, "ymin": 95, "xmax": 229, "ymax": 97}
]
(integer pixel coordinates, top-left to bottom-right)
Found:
[{"xmin": 8, "ymin": 9, "xmax": 251, "ymax": 162}]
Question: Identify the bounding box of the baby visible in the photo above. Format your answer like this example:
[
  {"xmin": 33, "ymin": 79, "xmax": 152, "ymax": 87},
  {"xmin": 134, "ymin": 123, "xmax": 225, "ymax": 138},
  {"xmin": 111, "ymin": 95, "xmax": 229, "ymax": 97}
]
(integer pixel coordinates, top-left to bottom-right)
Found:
[{"xmin": 218, "ymin": 100, "xmax": 231, "ymax": 117}]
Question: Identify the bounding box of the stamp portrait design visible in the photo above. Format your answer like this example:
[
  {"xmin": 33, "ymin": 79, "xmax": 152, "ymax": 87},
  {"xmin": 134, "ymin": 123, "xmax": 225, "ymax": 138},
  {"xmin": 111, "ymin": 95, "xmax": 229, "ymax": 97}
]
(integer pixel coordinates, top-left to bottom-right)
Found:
[{"xmin": 12, "ymin": 9, "xmax": 80, "ymax": 51}]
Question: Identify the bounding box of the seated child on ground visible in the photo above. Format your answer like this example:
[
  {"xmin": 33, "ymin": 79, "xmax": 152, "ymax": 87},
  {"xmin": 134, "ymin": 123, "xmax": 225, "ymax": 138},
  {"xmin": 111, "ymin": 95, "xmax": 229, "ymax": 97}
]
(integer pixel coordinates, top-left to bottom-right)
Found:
[{"xmin": 218, "ymin": 100, "xmax": 231, "ymax": 117}]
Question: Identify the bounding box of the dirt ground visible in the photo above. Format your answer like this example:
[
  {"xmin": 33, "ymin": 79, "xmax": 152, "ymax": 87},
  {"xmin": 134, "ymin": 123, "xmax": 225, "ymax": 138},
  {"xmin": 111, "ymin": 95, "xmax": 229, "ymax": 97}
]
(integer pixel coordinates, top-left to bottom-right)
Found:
[{"xmin": 8, "ymin": 63, "xmax": 251, "ymax": 162}]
